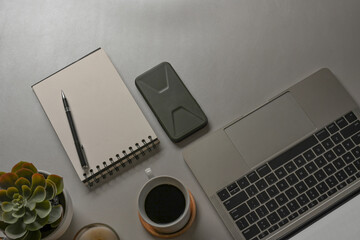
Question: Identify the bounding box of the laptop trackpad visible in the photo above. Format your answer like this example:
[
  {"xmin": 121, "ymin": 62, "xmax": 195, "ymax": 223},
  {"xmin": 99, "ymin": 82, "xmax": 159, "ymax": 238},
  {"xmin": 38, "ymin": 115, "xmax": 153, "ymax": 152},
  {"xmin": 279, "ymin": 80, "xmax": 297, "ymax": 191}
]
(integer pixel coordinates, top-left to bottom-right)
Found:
[{"xmin": 225, "ymin": 92, "xmax": 316, "ymax": 168}]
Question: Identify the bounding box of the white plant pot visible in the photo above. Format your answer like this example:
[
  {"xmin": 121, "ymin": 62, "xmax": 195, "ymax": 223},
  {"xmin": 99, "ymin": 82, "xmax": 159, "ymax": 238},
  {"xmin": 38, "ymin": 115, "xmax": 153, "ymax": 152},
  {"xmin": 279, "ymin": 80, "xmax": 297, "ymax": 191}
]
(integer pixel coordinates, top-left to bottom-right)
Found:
[{"xmin": 2, "ymin": 171, "xmax": 74, "ymax": 240}]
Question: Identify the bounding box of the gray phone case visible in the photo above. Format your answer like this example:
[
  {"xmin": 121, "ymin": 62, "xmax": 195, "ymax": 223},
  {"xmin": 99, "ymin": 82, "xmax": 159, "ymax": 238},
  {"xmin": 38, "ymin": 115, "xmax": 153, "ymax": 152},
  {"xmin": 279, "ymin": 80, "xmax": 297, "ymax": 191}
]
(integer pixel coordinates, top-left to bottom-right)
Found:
[{"xmin": 135, "ymin": 62, "xmax": 207, "ymax": 142}]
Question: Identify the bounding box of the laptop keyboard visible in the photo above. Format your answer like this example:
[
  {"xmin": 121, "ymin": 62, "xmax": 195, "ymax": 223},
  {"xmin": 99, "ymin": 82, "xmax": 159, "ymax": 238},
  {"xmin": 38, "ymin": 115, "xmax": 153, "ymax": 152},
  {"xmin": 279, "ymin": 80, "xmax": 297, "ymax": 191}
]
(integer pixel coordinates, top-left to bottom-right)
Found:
[{"xmin": 217, "ymin": 111, "xmax": 360, "ymax": 240}]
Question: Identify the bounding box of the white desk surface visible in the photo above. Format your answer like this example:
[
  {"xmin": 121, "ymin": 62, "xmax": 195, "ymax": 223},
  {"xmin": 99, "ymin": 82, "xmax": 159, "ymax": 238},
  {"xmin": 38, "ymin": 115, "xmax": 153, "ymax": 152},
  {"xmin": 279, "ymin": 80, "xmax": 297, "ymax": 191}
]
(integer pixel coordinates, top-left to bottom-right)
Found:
[{"xmin": 1, "ymin": 1, "xmax": 360, "ymax": 239}]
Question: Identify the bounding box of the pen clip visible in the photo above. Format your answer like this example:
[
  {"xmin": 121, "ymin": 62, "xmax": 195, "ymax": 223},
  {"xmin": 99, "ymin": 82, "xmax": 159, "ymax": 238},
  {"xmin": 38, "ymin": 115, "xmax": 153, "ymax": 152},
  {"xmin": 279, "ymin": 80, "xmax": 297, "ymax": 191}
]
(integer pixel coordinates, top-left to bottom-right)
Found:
[{"xmin": 81, "ymin": 145, "xmax": 89, "ymax": 171}]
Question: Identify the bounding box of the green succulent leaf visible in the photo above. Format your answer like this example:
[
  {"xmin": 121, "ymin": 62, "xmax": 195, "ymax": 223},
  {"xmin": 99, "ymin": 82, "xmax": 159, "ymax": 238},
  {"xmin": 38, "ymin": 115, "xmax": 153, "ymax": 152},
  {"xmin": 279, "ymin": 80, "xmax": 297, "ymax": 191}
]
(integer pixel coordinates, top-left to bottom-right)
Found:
[
  {"xmin": 6, "ymin": 187, "xmax": 19, "ymax": 199},
  {"xmin": 15, "ymin": 169, "xmax": 33, "ymax": 182},
  {"xmin": 0, "ymin": 189, "xmax": 11, "ymax": 202},
  {"xmin": 23, "ymin": 208, "xmax": 37, "ymax": 224},
  {"xmin": 23, "ymin": 230, "xmax": 41, "ymax": 240},
  {"xmin": 26, "ymin": 215, "xmax": 49, "ymax": 231},
  {"xmin": 5, "ymin": 220, "xmax": 27, "ymax": 239},
  {"xmin": 48, "ymin": 205, "xmax": 63, "ymax": 224},
  {"xmin": 47, "ymin": 175, "xmax": 63, "ymax": 195},
  {"xmin": 2, "ymin": 211, "xmax": 18, "ymax": 224},
  {"xmin": 35, "ymin": 200, "xmax": 51, "ymax": 219},
  {"xmin": 45, "ymin": 179, "xmax": 56, "ymax": 201},
  {"xmin": 12, "ymin": 207, "xmax": 25, "ymax": 218},
  {"xmin": 22, "ymin": 185, "xmax": 32, "ymax": 199},
  {"xmin": 50, "ymin": 215, "xmax": 62, "ymax": 228},
  {"xmin": 1, "ymin": 202, "xmax": 14, "ymax": 212},
  {"xmin": 0, "ymin": 173, "xmax": 18, "ymax": 190},
  {"xmin": 31, "ymin": 174, "xmax": 46, "ymax": 192},
  {"xmin": 21, "ymin": 163, "xmax": 38, "ymax": 174},
  {"xmin": 28, "ymin": 186, "xmax": 46, "ymax": 205},
  {"xmin": 11, "ymin": 162, "xmax": 27, "ymax": 173},
  {"xmin": 0, "ymin": 220, "xmax": 8, "ymax": 231},
  {"xmin": 0, "ymin": 172, "xmax": 5, "ymax": 177},
  {"xmin": 15, "ymin": 177, "xmax": 31, "ymax": 193}
]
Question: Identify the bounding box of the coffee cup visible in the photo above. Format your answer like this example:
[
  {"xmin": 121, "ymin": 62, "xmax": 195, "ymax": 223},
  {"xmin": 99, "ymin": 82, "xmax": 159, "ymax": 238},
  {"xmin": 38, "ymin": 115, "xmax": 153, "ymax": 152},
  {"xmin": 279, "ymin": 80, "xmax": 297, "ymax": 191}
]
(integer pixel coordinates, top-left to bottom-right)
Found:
[{"xmin": 137, "ymin": 168, "xmax": 191, "ymax": 234}]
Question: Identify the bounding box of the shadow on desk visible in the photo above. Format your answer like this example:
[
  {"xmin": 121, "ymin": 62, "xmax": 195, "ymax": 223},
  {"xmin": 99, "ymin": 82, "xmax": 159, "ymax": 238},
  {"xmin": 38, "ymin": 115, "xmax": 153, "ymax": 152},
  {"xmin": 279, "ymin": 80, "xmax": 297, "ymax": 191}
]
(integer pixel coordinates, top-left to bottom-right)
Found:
[{"xmin": 175, "ymin": 124, "xmax": 211, "ymax": 149}]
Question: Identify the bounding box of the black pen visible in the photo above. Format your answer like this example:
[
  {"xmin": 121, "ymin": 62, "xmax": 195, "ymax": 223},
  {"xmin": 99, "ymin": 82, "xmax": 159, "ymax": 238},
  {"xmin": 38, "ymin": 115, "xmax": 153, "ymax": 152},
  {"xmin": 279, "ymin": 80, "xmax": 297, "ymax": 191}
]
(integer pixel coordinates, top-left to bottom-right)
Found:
[{"xmin": 61, "ymin": 90, "xmax": 89, "ymax": 170}]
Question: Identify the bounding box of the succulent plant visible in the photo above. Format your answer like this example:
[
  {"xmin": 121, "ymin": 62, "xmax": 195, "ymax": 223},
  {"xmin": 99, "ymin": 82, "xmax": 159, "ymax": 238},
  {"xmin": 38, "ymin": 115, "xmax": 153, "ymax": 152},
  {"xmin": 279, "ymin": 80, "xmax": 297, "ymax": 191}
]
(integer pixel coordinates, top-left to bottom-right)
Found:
[{"xmin": 0, "ymin": 162, "xmax": 64, "ymax": 240}]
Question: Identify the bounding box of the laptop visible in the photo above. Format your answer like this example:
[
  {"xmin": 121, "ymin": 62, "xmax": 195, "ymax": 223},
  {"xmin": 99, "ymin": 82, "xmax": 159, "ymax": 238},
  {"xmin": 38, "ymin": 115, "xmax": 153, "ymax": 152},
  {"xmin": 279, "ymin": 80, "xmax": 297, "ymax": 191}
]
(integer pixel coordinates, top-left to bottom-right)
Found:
[{"xmin": 183, "ymin": 68, "xmax": 360, "ymax": 240}]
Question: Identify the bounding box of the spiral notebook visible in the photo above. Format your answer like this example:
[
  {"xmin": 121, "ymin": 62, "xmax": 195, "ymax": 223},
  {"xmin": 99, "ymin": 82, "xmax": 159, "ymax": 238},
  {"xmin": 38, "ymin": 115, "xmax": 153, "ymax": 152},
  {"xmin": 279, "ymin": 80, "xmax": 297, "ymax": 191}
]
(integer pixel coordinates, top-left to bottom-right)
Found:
[{"xmin": 32, "ymin": 48, "xmax": 159, "ymax": 187}]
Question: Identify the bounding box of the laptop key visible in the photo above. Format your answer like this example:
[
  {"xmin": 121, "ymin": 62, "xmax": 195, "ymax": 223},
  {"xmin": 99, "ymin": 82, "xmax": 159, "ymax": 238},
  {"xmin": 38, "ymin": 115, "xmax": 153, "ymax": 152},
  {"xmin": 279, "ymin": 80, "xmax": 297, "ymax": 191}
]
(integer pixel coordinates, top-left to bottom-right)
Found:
[
  {"xmin": 267, "ymin": 185, "xmax": 280, "ymax": 198},
  {"xmin": 279, "ymin": 218, "xmax": 289, "ymax": 227},
  {"xmin": 315, "ymin": 128, "xmax": 330, "ymax": 141},
  {"xmin": 346, "ymin": 176, "xmax": 356, "ymax": 184},
  {"xmin": 335, "ymin": 170, "xmax": 348, "ymax": 182},
  {"xmin": 306, "ymin": 188, "xmax": 319, "ymax": 200},
  {"xmin": 337, "ymin": 182, "xmax": 347, "ymax": 190},
  {"xmin": 242, "ymin": 224, "xmax": 260, "ymax": 240},
  {"xmin": 342, "ymin": 139, "xmax": 355, "ymax": 151},
  {"xmin": 314, "ymin": 169, "xmax": 327, "ymax": 182},
  {"xmin": 255, "ymin": 179, "xmax": 268, "ymax": 191},
  {"xmin": 324, "ymin": 163, "xmax": 336, "ymax": 175},
  {"xmin": 304, "ymin": 149, "xmax": 316, "ymax": 161},
  {"xmin": 313, "ymin": 144, "xmax": 325, "ymax": 156},
  {"xmin": 333, "ymin": 144, "xmax": 346, "ymax": 156},
  {"xmin": 315, "ymin": 156, "xmax": 327, "ymax": 168},
  {"xmin": 331, "ymin": 133, "xmax": 344, "ymax": 145},
  {"xmin": 318, "ymin": 194, "xmax": 328, "ymax": 202},
  {"xmin": 295, "ymin": 167, "xmax": 308, "ymax": 180},
  {"xmin": 258, "ymin": 231, "xmax": 269, "ymax": 239},
  {"xmin": 237, "ymin": 177, "xmax": 250, "ymax": 189},
  {"xmin": 298, "ymin": 206, "xmax": 308, "ymax": 214},
  {"xmin": 308, "ymin": 200, "xmax": 318, "ymax": 208},
  {"xmin": 268, "ymin": 224, "xmax": 279, "ymax": 233},
  {"xmin": 224, "ymin": 191, "xmax": 249, "ymax": 211},
  {"xmin": 236, "ymin": 217, "xmax": 249, "ymax": 230},
  {"xmin": 285, "ymin": 161, "xmax": 297, "ymax": 173},
  {"xmin": 354, "ymin": 159, "xmax": 360, "ymax": 170},
  {"xmin": 333, "ymin": 158, "xmax": 346, "ymax": 170},
  {"xmin": 247, "ymin": 197, "xmax": 260, "ymax": 210},
  {"xmin": 352, "ymin": 132, "xmax": 360, "ymax": 144},
  {"xmin": 297, "ymin": 194, "xmax": 310, "ymax": 206},
  {"xmin": 287, "ymin": 200, "xmax": 300, "ymax": 212},
  {"xmin": 286, "ymin": 173, "xmax": 299, "ymax": 185},
  {"xmin": 257, "ymin": 164, "xmax": 271, "ymax": 177},
  {"xmin": 267, "ymin": 212, "xmax": 280, "ymax": 225},
  {"xmin": 327, "ymin": 188, "xmax": 337, "ymax": 196},
  {"xmin": 322, "ymin": 138, "xmax": 334, "ymax": 150},
  {"xmin": 345, "ymin": 164, "xmax": 357, "ymax": 176},
  {"xmin": 218, "ymin": 189, "xmax": 230, "ymax": 201},
  {"xmin": 246, "ymin": 185, "xmax": 259, "ymax": 197},
  {"xmin": 230, "ymin": 187, "xmax": 240, "ymax": 195},
  {"xmin": 230, "ymin": 203, "xmax": 250, "ymax": 220},
  {"xmin": 257, "ymin": 191, "xmax": 270, "ymax": 204},
  {"xmin": 265, "ymin": 173, "xmax": 278, "ymax": 185},
  {"xmin": 316, "ymin": 182, "xmax": 329, "ymax": 194},
  {"xmin": 275, "ymin": 193, "xmax": 289, "ymax": 206},
  {"xmin": 340, "ymin": 120, "xmax": 360, "ymax": 138},
  {"xmin": 295, "ymin": 182, "xmax": 308, "ymax": 194},
  {"xmin": 305, "ymin": 162, "xmax": 318, "ymax": 174},
  {"xmin": 276, "ymin": 179, "xmax": 289, "ymax": 191},
  {"xmin": 266, "ymin": 199, "xmax": 279, "ymax": 212},
  {"xmin": 277, "ymin": 206, "xmax": 290, "ymax": 218},
  {"xmin": 275, "ymin": 167, "xmax": 287, "ymax": 179},
  {"xmin": 326, "ymin": 176, "xmax": 338, "ymax": 188},
  {"xmin": 336, "ymin": 117, "xmax": 348, "ymax": 129},
  {"xmin": 247, "ymin": 171, "xmax": 260, "ymax": 183},
  {"xmin": 345, "ymin": 111, "xmax": 357, "ymax": 122},
  {"xmin": 324, "ymin": 150, "xmax": 337, "ymax": 162},
  {"xmin": 227, "ymin": 182, "xmax": 238, "ymax": 192},
  {"xmin": 246, "ymin": 212, "xmax": 259, "ymax": 224},
  {"xmin": 257, "ymin": 218, "xmax": 270, "ymax": 231},
  {"xmin": 256, "ymin": 206, "xmax": 269, "ymax": 218},
  {"xmin": 343, "ymin": 152, "xmax": 355, "ymax": 164},
  {"xmin": 288, "ymin": 212, "xmax": 299, "ymax": 220},
  {"xmin": 294, "ymin": 156, "xmax": 307, "ymax": 167},
  {"xmin": 304, "ymin": 175, "xmax": 317, "ymax": 188},
  {"xmin": 327, "ymin": 123, "xmax": 339, "ymax": 134},
  {"xmin": 351, "ymin": 146, "xmax": 360, "ymax": 158}
]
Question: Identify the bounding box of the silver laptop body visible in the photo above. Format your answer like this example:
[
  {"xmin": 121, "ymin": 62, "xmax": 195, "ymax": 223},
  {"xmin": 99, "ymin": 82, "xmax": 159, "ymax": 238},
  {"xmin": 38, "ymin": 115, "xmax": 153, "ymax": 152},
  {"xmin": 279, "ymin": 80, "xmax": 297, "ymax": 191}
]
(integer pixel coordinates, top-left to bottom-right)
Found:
[{"xmin": 183, "ymin": 68, "xmax": 360, "ymax": 240}]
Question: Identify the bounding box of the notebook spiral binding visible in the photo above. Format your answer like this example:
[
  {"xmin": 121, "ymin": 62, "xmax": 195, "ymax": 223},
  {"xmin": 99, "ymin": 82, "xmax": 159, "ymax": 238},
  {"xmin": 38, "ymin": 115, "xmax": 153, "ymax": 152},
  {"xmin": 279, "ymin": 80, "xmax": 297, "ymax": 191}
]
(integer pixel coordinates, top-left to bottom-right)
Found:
[{"xmin": 83, "ymin": 136, "xmax": 158, "ymax": 187}]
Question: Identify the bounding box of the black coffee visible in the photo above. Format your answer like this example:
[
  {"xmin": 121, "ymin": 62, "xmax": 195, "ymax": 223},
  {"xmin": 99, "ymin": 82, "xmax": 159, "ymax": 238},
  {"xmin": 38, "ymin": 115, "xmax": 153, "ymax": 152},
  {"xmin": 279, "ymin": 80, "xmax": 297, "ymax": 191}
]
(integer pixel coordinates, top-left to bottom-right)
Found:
[{"xmin": 144, "ymin": 184, "xmax": 186, "ymax": 224}]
